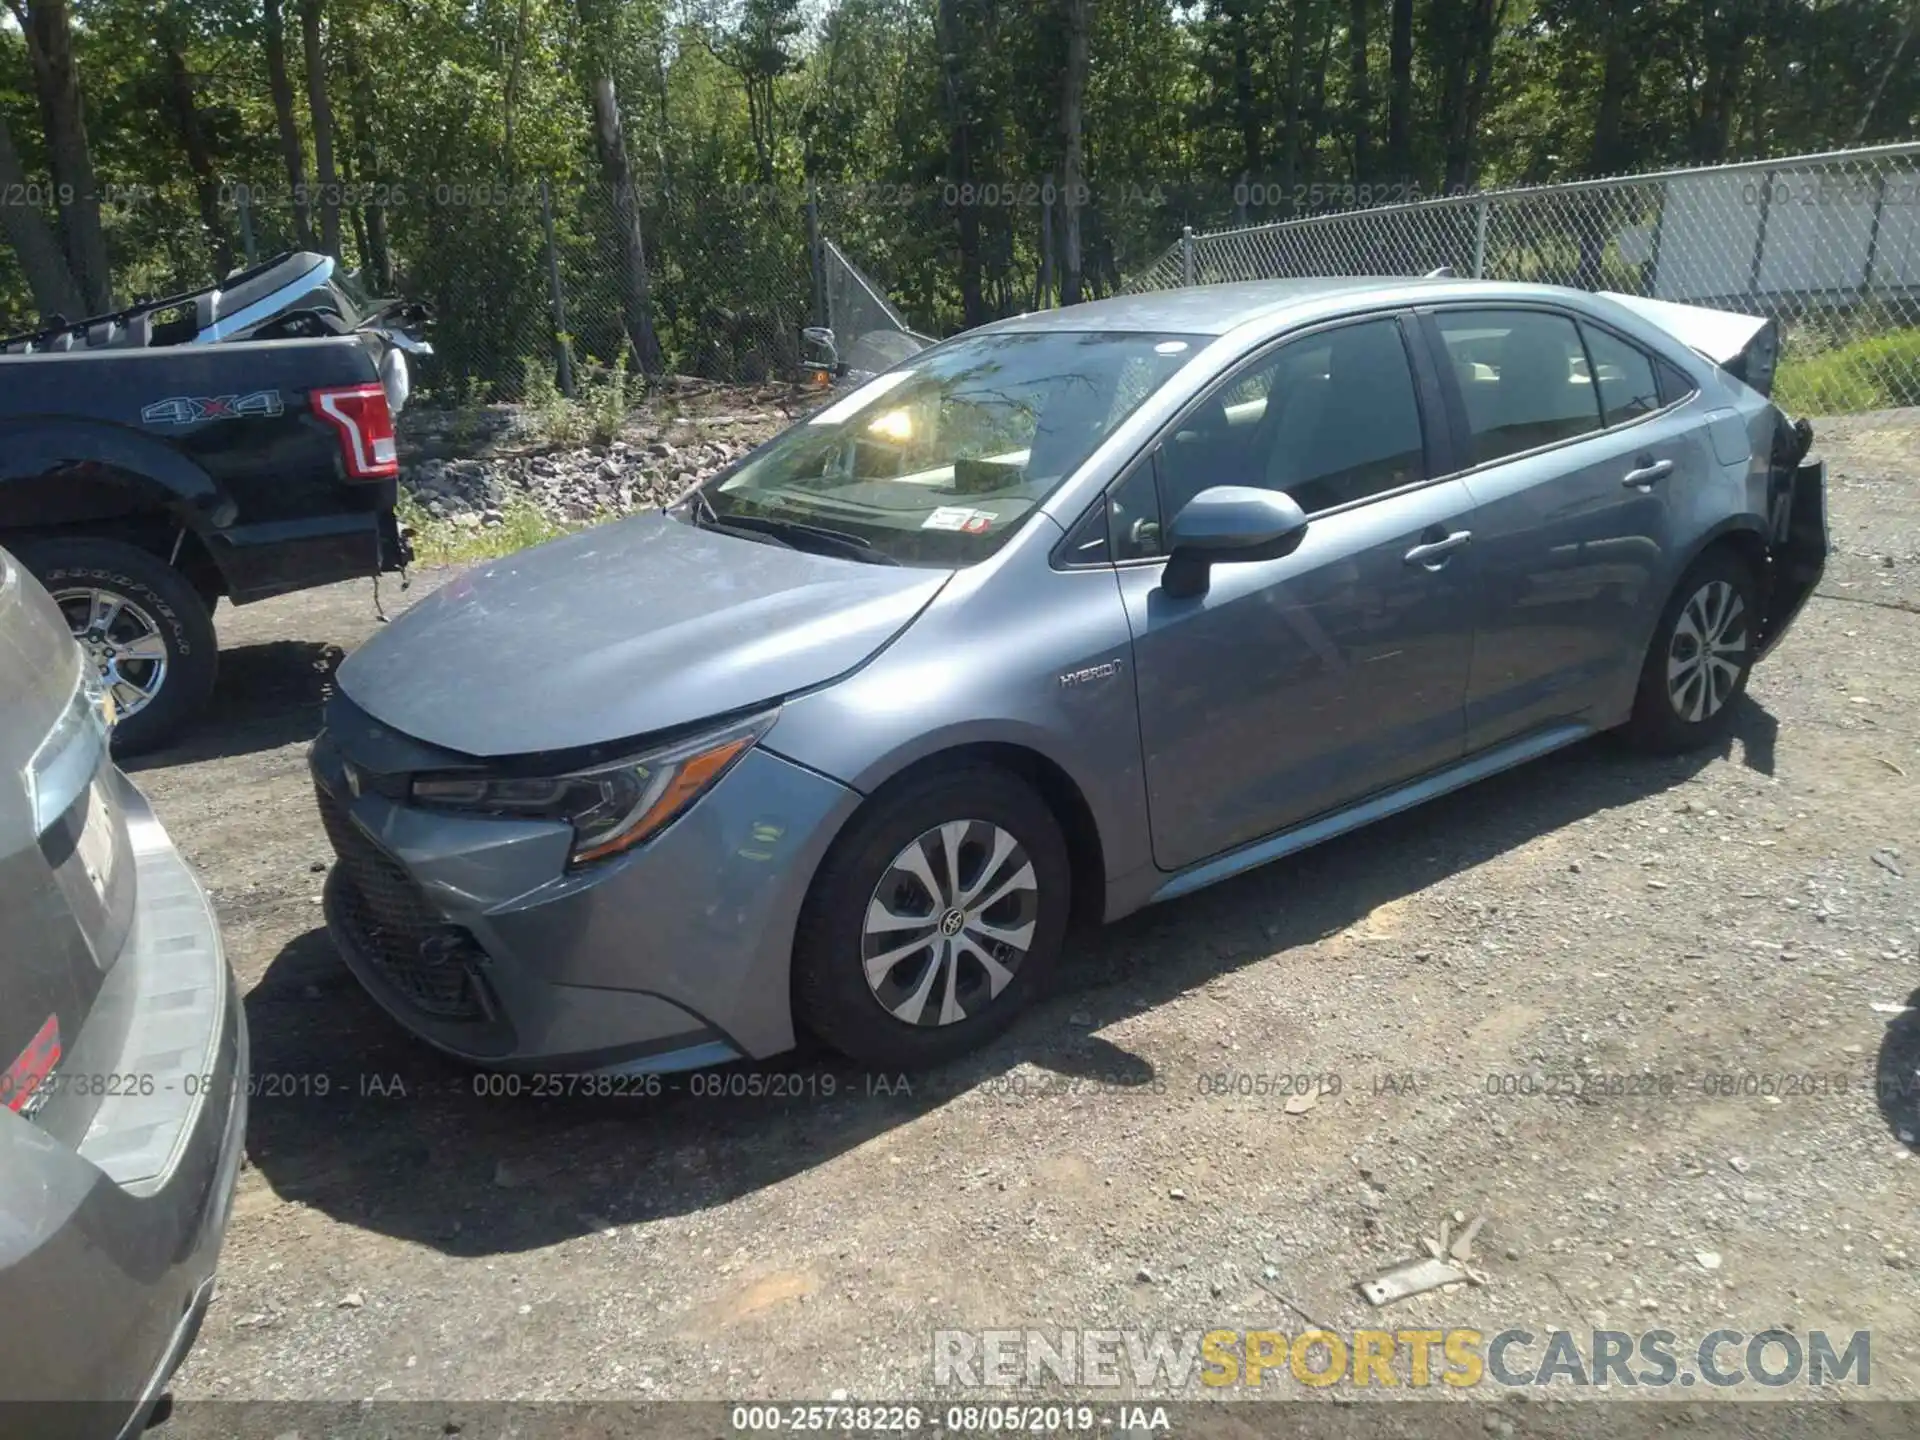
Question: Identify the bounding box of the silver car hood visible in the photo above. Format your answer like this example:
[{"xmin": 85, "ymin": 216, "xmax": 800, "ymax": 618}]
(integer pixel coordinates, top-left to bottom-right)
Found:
[{"xmin": 336, "ymin": 512, "xmax": 950, "ymax": 758}]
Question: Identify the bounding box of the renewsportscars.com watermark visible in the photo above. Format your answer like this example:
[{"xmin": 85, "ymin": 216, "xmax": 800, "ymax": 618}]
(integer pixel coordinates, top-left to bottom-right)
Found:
[{"xmin": 933, "ymin": 1327, "xmax": 1871, "ymax": 1391}]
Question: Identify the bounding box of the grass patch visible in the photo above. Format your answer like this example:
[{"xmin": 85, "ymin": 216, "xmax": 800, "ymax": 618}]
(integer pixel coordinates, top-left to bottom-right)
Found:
[
  {"xmin": 1775, "ymin": 327, "xmax": 1920, "ymax": 415},
  {"xmin": 397, "ymin": 491, "xmax": 604, "ymax": 567}
]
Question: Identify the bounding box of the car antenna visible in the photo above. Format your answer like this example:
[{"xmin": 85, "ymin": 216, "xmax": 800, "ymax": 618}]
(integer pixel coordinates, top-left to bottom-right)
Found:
[{"xmin": 1424, "ymin": 266, "xmax": 1458, "ymax": 278}]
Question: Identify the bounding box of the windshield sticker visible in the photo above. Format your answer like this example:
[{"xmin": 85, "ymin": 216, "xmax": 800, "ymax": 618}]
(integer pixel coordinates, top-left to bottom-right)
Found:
[
  {"xmin": 922, "ymin": 506, "xmax": 995, "ymax": 533},
  {"xmin": 805, "ymin": 370, "xmax": 916, "ymax": 426}
]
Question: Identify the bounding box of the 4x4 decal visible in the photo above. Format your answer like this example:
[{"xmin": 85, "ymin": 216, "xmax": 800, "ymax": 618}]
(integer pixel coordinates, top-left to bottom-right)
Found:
[{"xmin": 141, "ymin": 390, "xmax": 284, "ymax": 426}]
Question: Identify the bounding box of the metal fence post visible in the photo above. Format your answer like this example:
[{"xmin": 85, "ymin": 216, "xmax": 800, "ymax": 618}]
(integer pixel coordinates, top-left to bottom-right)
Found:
[
  {"xmin": 1471, "ymin": 197, "xmax": 1489, "ymax": 278},
  {"xmin": 1181, "ymin": 225, "xmax": 1196, "ymax": 287},
  {"xmin": 538, "ymin": 177, "xmax": 575, "ymax": 398},
  {"xmin": 806, "ymin": 182, "xmax": 826, "ymax": 328},
  {"xmin": 1748, "ymin": 170, "xmax": 1775, "ymax": 301}
]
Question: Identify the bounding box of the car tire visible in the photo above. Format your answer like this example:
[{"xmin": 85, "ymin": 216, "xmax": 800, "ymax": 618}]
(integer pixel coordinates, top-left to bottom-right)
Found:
[
  {"xmin": 1624, "ymin": 547, "xmax": 1760, "ymax": 754},
  {"xmin": 792, "ymin": 764, "xmax": 1071, "ymax": 1069},
  {"xmin": 15, "ymin": 536, "xmax": 218, "ymax": 756}
]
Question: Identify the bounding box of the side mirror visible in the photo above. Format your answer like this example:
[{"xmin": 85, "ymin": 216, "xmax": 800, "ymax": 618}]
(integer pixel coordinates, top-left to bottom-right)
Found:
[{"xmin": 1162, "ymin": 485, "xmax": 1309, "ymax": 598}]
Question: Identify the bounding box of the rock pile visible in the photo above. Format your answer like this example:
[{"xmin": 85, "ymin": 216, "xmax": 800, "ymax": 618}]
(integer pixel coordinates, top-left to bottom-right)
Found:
[{"xmin": 402, "ymin": 435, "xmax": 756, "ymax": 528}]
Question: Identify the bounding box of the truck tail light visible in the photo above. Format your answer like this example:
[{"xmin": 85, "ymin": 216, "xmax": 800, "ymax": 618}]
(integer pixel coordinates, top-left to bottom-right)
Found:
[{"xmin": 311, "ymin": 383, "xmax": 399, "ymax": 480}]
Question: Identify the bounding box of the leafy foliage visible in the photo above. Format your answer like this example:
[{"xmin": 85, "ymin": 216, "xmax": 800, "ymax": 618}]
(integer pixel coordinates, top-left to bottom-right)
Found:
[{"xmin": 1, "ymin": 0, "xmax": 1916, "ymax": 356}]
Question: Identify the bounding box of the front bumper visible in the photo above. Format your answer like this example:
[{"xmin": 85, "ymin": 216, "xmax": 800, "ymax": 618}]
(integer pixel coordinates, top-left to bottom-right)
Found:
[
  {"xmin": 308, "ymin": 730, "xmax": 861, "ymax": 1069},
  {"xmin": 0, "ymin": 777, "xmax": 247, "ymax": 1440}
]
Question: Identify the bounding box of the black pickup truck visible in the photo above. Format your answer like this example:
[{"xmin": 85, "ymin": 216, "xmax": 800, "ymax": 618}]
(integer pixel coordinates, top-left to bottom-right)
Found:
[{"xmin": 0, "ymin": 252, "xmax": 426, "ymax": 753}]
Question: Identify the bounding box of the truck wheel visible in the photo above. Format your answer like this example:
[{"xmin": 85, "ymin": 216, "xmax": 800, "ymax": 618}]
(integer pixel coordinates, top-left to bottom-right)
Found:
[{"xmin": 15, "ymin": 537, "xmax": 218, "ymax": 756}]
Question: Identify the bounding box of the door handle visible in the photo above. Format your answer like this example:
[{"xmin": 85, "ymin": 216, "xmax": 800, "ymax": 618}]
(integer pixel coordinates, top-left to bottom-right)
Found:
[
  {"xmin": 1623, "ymin": 457, "xmax": 1674, "ymax": 488},
  {"xmin": 1403, "ymin": 530, "xmax": 1472, "ymax": 568}
]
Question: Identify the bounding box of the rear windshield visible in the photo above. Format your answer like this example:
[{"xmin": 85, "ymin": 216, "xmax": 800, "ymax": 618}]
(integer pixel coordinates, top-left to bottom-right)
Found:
[{"xmin": 701, "ymin": 330, "xmax": 1204, "ymax": 566}]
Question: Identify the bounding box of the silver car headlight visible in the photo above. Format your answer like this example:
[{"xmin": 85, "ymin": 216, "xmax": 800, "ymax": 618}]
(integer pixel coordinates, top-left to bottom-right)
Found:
[{"xmin": 409, "ymin": 710, "xmax": 777, "ymax": 865}]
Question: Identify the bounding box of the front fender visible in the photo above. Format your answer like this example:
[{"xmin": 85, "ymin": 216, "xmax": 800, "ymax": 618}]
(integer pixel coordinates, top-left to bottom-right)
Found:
[{"xmin": 760, "ymin": 559, "xmax": 1155, "ymax": 892}]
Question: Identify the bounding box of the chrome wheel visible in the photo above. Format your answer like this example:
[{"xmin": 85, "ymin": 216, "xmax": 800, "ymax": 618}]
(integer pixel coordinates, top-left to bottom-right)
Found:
[
  {"xmin": 861, "ymin": 819, "xmax": 1038, "ymax": 1028},
  {"xmin": 1666, "ymin": 578, "xmax": 1747, "ymax": 723},
  {"xmin": 53, "ymin": 587, "xmax": 169, "ymax": 719}
]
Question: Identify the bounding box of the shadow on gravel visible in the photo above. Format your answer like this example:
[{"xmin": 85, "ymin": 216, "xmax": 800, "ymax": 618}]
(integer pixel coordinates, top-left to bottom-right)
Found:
[
  {"xmin": 243, "ymin": 705, "xmax": 1770, "ymax": 1257},
  {"xmin": 1877, "ymin": 985, "xmax": 1920, "ymax": 1154},
  {"xmin": 121, "ymin": 639, "xmax": 343, "ymax": 772}
]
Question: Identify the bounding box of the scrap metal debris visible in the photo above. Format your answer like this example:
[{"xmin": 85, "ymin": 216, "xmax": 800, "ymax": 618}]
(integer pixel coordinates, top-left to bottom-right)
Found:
[{"xmin": 1359, "ymin": 1212, "xmax": 1492, "ymax": 1306}]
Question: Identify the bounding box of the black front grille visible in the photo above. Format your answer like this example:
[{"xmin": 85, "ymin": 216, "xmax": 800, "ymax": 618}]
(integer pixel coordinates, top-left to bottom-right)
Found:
[{"xmin": 315, "ymin": 780, "xmax": 489, "ymax": 1021}]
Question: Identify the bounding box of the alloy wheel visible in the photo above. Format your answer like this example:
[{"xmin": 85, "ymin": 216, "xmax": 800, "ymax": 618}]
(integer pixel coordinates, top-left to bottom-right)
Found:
[
  {"xmin": 1666, "ymin": 578, "xmax": 1748, "ymax": 724},
  {"xmin": 53, "ymin": 586, "xmax": 170, "ymax": 719},
  {"xmin": 861, "ymin": 819, "xmax": 1039, "ymax": 1027}
]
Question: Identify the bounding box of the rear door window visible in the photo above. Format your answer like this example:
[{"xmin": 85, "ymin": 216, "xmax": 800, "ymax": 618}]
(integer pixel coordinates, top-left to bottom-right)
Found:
[{"xmin": 1434, "ymin": 309, "xmax": 1603, "ymax": 464}]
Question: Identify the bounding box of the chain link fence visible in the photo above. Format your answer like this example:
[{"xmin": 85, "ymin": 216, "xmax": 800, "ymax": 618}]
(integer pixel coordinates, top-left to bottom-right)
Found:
[{"xmin": 1130, "ymin": 143, "xmax": 1920, "ymax": 434}]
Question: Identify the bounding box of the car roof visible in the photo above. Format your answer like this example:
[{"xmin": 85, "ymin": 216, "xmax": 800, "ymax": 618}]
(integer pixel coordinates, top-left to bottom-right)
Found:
[{"xmin": 975, "ymin": 276, "xmax": 1590, "ymax": 337}]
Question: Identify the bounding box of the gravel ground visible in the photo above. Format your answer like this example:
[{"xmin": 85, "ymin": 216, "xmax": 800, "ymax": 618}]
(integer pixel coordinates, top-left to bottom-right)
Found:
[{"xmin": 131, "ymin": 413, "xmax": 1918, "ymax": 1419}]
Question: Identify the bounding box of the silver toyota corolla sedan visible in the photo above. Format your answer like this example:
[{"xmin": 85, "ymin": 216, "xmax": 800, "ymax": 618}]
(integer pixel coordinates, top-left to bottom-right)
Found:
[{"xmin": 311, "ymin": 277, "xmax": 1827, "ymax": 1072}]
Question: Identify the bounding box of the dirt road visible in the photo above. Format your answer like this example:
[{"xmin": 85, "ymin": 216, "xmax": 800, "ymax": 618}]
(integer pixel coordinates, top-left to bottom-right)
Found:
[{"xmin": 139, "ymin": 415, "xmax": 1918, "ymax": 1414}]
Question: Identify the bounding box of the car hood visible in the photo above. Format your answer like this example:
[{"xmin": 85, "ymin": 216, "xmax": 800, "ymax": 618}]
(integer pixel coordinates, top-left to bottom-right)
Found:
[{"xmin": 336, "ymin": 512, "xmax": 951, "ymax": 758}]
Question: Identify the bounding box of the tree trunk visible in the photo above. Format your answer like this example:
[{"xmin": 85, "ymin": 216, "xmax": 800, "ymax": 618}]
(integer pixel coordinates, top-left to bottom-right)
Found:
[
  {"xmin": 1689, "ymin": 4, "xmax": 1749, "ymax": 163},
  {"xmin": 1058, "ymin": 0, "xmax": 1089, "ymax": 305},
  {"xmin": 1570, "ymin": 0, "xmax": 1633, "ymax": 290},
  {"xmin": 13, "ymin": 0, "xmax": 113, "ymax": 310},
  {"xmin": 1438, "ymin": 0, "xmax": 1503, "ymax": 193},
  {"xmin": 300, "ymin": 0, "xmax": 341, "ymax": 257},
  {"xmin": 1587, "ymin": 0, "xmax": 1631, "ymax": 176},
  {"xmin": 1279, "ymin": 0, "xmax": 1311, "ymax": 212},
  {"xmin": 503, "ymin": 0, "xmax": 531, "ymax": 170},
  {"xmin": 1347, "ymin": 0, "xmax": 1371, "ymax": 184},
  {"xmin": 936, "ymin": 0, "xmax": 984, "ymax": 326},
  {"xmin": 342, "ymin": 27, "xmax": 392, "ymax": 290},
  {"xmin": 263, "ymin": 0, "xmax": 314, "ymax": 249},
  {"xmin": 0, "ymin": 107, "xmax": 84, "ymax": 319},
  {"xmin": 1854, "ymin": 0, "xmax": 1919, "ymax": 141},
  {"xmin": 1229, "ymin": 3, "xmax": 1263, "ymax": 181},
  {"xmin": 589, "ymin": 70, "xmax": 662, "ymax": 372},
  {"xmin": 162, "ymin": 37, "xmax": 235, "ymax": 276},
  {"xmin": 1386, "ymin": 0, "xmax": 1412, "ymax": 181},
  {"xmin": 1306, "ymin": 2, "xmax": 1335, "ymax": 185}
]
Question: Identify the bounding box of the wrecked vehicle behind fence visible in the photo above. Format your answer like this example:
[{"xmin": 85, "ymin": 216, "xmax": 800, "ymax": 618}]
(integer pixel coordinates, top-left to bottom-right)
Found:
[{"xmin": 0, "ymin": 253, "xmax": 428, "ymax": 754}]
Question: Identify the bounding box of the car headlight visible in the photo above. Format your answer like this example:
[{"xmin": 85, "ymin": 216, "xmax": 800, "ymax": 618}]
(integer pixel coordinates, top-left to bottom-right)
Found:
[{"xmin": 409, "ymin": 710, "xmax": 776, "ymax": 865}]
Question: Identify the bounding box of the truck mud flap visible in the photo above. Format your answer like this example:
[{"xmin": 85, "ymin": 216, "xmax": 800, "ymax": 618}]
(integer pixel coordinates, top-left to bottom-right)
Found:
[{"xmin": 1758, "ymin": 457, "xmax": 1827, "ymax": 660}]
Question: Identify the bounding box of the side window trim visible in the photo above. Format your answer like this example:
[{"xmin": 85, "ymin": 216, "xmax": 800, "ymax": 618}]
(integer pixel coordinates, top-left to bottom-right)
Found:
[
  {"xmin": 1404, "ymin": 308, "xmax": 1466, "ymax": 477},
  {"xmin": 1420, "ymin": 302, "xmax": 1687, "ymax": 477}
]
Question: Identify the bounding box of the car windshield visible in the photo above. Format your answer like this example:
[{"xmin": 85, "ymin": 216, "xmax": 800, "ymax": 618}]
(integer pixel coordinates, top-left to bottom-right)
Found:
[{"xmin": 700, "ymin": 330, "xmax": 1205, "ymax": 566}]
